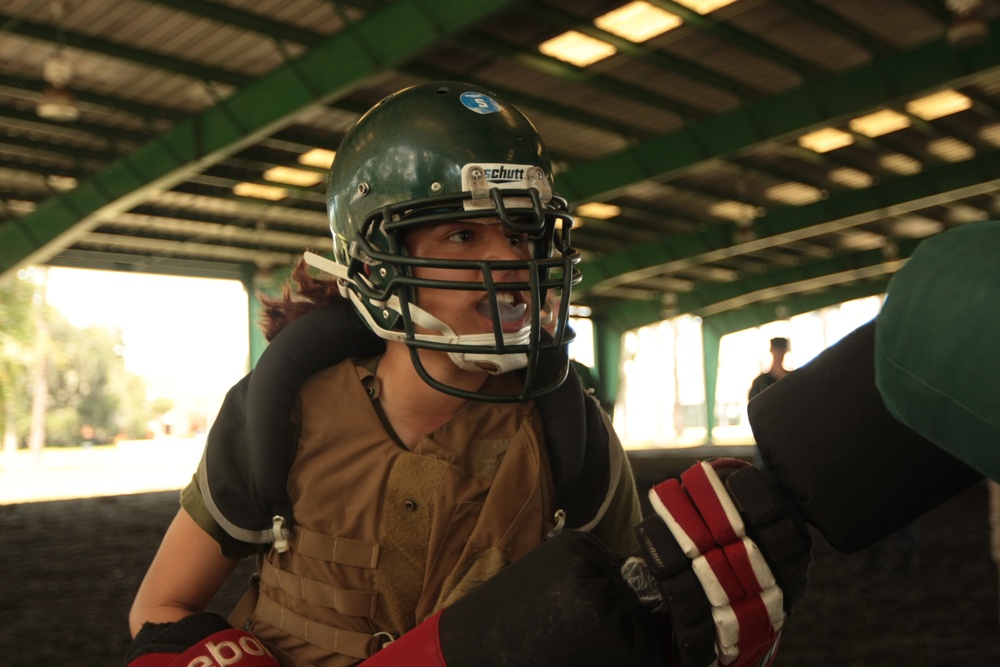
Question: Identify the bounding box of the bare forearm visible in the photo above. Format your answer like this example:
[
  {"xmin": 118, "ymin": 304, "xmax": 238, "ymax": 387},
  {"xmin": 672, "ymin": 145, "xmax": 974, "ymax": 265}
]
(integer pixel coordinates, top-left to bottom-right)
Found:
[{"xmin": 129, "ymin": 507, "xmax": 240, "ymax": 636}]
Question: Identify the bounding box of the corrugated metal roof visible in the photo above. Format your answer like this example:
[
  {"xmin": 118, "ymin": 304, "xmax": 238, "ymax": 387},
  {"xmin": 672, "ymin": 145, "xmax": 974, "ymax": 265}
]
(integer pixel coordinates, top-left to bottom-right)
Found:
[{"xmin": 1, "ymin": 0, "xmax": 999, "ymax": 329}]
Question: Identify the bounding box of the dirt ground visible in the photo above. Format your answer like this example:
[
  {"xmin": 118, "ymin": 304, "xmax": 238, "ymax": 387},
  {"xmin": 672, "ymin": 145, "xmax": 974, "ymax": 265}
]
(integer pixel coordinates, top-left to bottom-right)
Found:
[{"xmin": 0, "ymin": 481, "xmax": 997, "ymax": 666}]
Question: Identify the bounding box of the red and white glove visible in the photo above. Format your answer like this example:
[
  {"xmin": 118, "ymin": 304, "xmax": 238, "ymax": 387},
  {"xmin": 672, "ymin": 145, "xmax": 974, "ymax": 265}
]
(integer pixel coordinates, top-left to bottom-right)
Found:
[
  {"xmin": 125, "ymin": 612, "xmax": 279, "ymax": 667},
  {"xmin": 636, "ymin": 458, "xmax": 811, "ymax": 667}
]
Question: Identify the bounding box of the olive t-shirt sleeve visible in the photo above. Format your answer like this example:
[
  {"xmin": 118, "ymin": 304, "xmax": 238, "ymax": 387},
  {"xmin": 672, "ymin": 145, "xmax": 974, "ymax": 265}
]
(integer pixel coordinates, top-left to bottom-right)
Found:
[{"xmin": 180, "ymin": 475, "xmax": 261, "ymax": 560}]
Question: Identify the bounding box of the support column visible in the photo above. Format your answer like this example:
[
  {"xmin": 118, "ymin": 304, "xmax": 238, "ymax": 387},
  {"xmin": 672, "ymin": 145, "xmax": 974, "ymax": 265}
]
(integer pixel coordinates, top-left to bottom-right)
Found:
[
  {"xmin": 592, "ymin": 317, "xmax": 622, "ymax": 412},
  {"xmin": 243, "ymin": 267, "xmax": 283, "ymax": 368},
  {"xmin": 701, "ymin": 321, "xmax": 722, "ymax": 445}
]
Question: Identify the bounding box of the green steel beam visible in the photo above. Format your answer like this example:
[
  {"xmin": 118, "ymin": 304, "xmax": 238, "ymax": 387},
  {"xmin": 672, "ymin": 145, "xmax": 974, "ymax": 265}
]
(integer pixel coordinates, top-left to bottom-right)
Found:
[
  {"xmin": 589, "ymin": 274, "xmax": 892, "ymax": 436},
  {"xmin": 557, "ymin": 20, "xmax": 1000, "ymax": 207},
  {"xmin": 649, "ymin": 0, "xmax": 829, "ymax": 79},
  {"xmin": 46, "ymin": 248, "xmax": 251, "ymax": 280},
  {"xmin": 679, "ymin": 243, "xmax": 912, "ymax": 318},
  {"xmin": 728, "ymin": 156, "xmax": 829, "ymax": 192},
  {"xmin": 703, "ymin": 278, "xmax": 891, "ymax": 337},
  {"xmin": 400, "ymin": 62, "xmax": 653, "ymax": 143},
  {"xmin": 773, "ymin": 138, "xmax": 890, "ymax": 178},
  {"xmin": 770, "ymin": 0, "xmax": 895, "ymax": 57},
  {"xmin": 576, "ymin": 144, "xmax": 1000, "ymax": 297},
  {"xmin": 139, "ymin": 0, "xmax": 679, "ymax": 145},
  {"xmin": 596, "ymin": 238, "xmax": 921, "ymax": 333},
  {"xmin": 847, "ymin": 126, "xmax": 942, "ymax": 168},
  {"xmin": 476, "ymin": 33, "xmax": 699, "ymax": 120},
  {"xmin": 905, "ymin": 111, "xmax": 990, "ymax": 152},
  {"xmin": 0, "ymin": 0, "xmax": 525, "ymax": 280},
  {"xmin": 144, "ymin": 0, "xmax": 669, "ymax": 141}
]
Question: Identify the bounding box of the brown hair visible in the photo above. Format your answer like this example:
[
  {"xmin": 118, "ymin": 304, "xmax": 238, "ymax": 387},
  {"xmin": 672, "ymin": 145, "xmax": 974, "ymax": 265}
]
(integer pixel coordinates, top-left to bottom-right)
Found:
[{"xmin": 257, "ymin": 258, "xmax": 346, "ymax": 341}]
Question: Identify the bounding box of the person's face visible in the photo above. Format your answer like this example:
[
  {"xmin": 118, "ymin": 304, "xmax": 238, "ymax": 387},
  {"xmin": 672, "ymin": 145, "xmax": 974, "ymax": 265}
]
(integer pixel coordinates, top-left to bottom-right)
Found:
[{"xmin": 402, "ymin": 219, "xmax": 533, "ymax": 337}]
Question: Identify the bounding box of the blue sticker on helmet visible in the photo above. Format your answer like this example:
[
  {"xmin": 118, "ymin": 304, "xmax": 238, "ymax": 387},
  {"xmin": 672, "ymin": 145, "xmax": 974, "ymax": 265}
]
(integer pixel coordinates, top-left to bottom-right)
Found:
[{"xmin": 460, "ymin": 92, "xmax": 501, "ymax": 115}]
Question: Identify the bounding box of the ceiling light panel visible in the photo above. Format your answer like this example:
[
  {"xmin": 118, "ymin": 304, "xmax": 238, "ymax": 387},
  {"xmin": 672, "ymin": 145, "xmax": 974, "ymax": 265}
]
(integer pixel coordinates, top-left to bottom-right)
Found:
[
  {"xmin": 671, "ymin": 0, "xmax": 740, "ymax": 14},
  {"xmin": 233, "ymin": 182, "xmax": 288, "ymax": 201},
  {"xmin": 828, "ymin": 167, "xmax": 875, "ymax": 189},
  {"xmin": 765, "ymin": 182, "xmax": 825, "ymax": 205},
  {"xmin": 879, "ymin": 153, "xmax": 923, "ymax": 175},
  {"xmin": 836, "ymin": 230, "xmax": 885, "ymax": 250},
  {"xmin": 595, "ymin": 1, "xmax": 683, "ymax": 42},
  {"xmin": 849, "ymin": 109, "xmax": 911, "ymax": 137},
  {"xmin": 797, "ymin": 127, "xmax": 854, "ymax": 153},
  {"xmin": 298, "ymin": 148, "xmax": 336, "ymax": 169},
  {"xmin": 906, "ymin": 89, "xmax": 973, "ymax": 120},
  {"xmin": 980, "ymin": 123, "xmax": 1000, "ymax": 147},
  {"xmin": 709, "ymin": 200, "xmax": 759, "ymax": 222},
  {"xmin": 576, "ymin": 202, "xmax": 622, "ymax": 219},
  {"xmin": 263, "ymin": 166, "xmax": 324, "ymax": 187},
  {"xmin": 888, "ymin": 216, "xmax": 944, "ymax": 238},
  {"xmin": 947, "ymin": 203, "xmax": 988, "ymax": 224},
  {"xmin": 539, "ymin": 31, "xmax": 617, "ymax": 67},
  {"xmin": 926, "ymin": 137, "xmax": 975, "ymax": 162}
]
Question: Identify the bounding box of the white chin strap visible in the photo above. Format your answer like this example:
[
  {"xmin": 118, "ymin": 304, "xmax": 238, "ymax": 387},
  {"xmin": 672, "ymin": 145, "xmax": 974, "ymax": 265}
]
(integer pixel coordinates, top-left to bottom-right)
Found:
[{"xmin": 304, "ymin": 252, "xmax": 529, "ymax": 374}]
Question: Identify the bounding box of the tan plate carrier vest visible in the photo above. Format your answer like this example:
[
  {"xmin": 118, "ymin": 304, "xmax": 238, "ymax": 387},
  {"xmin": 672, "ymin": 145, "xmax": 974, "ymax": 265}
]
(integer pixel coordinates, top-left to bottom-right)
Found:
[{"xmin": 240, "ymin": 360, "xmax": 558, "ymax": 667}]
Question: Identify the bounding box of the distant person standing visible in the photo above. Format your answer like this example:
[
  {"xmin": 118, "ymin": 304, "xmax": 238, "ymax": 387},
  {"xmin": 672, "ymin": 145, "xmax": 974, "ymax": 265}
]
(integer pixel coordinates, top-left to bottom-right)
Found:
[{"xmin": 748, "ymin": 337, "xmax": 791, "ymax": 401}]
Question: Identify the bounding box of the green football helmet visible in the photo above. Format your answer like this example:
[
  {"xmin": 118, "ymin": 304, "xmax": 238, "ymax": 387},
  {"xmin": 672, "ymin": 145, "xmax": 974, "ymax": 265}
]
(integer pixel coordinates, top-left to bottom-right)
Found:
[{"xmin": 308, "ymin": 81, "xmax": 580, "ymax": 401}]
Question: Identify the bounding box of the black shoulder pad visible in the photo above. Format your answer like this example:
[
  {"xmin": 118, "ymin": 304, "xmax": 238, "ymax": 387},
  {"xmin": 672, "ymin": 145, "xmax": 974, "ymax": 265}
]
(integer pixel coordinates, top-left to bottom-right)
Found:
[
  {"xmin": 202, "ymin": 301, "xmax": 383, "ymax": 542},
  {"xmin": 533, "ymin": 344, "xmax": 612, "ymax": 528}
]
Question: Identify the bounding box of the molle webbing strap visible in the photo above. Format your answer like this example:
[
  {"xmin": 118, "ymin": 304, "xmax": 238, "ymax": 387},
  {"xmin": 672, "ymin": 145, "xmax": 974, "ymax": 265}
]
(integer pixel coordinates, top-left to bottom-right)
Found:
[
  {"xmin": 259, "ymin": 560, "xmax": 377, "ymax": 618},
  {"xmin": 255, "ymin": 595, "xmax": 380, "ymax": 660},
  {"xmin": 293, "ymin": 528, "xmax": 380, "ymax": 569}
]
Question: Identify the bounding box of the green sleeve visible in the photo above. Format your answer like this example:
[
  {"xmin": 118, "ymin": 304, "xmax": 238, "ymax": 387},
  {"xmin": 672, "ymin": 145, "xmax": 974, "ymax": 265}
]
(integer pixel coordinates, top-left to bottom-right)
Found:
[
  {"xmin": 875, "ymin": 221, "xmax": 1000, "ymax": 481},
  {"xmin": 180, "ymin": 475, "xmax": 261, "ymax": 560}
]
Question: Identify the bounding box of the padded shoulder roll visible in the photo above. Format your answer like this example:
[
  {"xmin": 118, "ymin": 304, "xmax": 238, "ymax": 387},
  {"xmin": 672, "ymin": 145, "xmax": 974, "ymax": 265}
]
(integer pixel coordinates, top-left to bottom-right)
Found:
[
  {"xmin": 748, "ymin": 320, "xmax": 981, "ymax": 553},
  {"xmin": 533, "ymin": 342, "xmax": 613, "ymax": 528},
  {"xmin": 200, "ymin": 301, "xmax": 384, "ymax": 544}
]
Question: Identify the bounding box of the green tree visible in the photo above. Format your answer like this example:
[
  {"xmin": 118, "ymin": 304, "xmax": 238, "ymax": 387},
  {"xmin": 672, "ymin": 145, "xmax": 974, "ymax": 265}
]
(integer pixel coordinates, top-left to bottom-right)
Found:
[
  {"xmin": 0, "ymin": 274, "xmax": 36, "ymax": 454},
  {"xmin": 0, "ymin": 270, "xmax": 152, "ymax": 449},
  {"xmin": 45, "ymin": 316, "xmax": 150, "ymax": 446},
  {"xmin": 149, "ymin": 396, "xmax": 175, "ymax": 418}
]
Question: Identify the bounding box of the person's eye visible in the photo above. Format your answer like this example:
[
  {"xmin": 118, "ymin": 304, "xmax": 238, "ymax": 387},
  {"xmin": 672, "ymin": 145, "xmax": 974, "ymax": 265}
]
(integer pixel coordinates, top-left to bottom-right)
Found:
[
  {"xmin": 446, "ymin": 229, "xmax": 474, "ymax": 243},
  {"xmin": 507, "ymin": 233, "xmax": 526, "ymax": 247}
]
